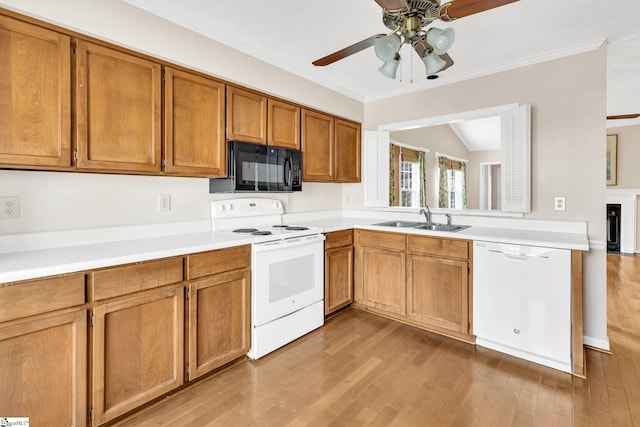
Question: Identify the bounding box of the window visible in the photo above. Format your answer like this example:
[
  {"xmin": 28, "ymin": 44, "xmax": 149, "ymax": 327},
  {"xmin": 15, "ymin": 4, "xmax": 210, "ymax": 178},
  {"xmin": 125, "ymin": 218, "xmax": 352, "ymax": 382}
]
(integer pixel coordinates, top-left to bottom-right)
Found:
[
  {"xmin": 438, "ymin": 156, "xmax": 466, "ymax": 209},
  {"xmin": 400, "ymin": 160, "xmax": 420, "ymax": 207},
  {"xmin": 448, "ymin": 169, "xmax": 464, "ymax": 209}
]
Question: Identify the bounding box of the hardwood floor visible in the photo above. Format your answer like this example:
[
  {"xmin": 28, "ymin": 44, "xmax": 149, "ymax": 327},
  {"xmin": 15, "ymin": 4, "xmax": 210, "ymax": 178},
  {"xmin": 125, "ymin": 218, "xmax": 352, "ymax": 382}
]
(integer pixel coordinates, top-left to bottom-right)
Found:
[{"xmin": 115, "ymin": 254, "xmax": 640, "ymax": 426}]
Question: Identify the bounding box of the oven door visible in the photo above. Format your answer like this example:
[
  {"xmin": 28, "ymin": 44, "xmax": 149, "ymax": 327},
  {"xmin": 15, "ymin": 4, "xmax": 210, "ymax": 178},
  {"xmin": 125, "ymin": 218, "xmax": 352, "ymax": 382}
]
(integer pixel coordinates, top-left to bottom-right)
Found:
[{"xmin": 252, "ymin": 234, "xmax": 325, "ymax": 327}]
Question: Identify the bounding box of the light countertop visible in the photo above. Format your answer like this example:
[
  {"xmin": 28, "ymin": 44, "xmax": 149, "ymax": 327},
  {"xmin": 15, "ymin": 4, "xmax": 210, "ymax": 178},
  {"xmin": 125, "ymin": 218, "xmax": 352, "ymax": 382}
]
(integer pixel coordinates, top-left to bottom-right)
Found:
[{"xmin": 0, "ymin": 215, "xmax": 589, "ymax": 284}]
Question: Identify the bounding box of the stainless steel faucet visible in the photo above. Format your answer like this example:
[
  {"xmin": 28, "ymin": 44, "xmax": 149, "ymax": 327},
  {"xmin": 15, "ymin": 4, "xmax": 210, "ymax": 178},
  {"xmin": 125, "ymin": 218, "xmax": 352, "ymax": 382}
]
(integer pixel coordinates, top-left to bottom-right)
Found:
[{"xmin": 418, "ymin": 206, "xmax": 432, "ymax": 225}]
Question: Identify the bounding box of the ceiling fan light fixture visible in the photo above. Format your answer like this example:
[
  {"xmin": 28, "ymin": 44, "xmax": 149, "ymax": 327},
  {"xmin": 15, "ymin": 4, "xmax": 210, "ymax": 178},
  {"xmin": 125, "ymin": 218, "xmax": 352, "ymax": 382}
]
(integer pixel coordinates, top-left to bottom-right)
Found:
[
  {"xmin": 426, "ymin": 27, "xmax": 455, "ymax": 55},
  {"xmin": 378, "ymin": 55, "xmax": 401, "ymax": 79},
  {"xmin": 374, "ymin": 34, "xmax": 401, "ymax": 61},
  {"xmin": 422, "ymin": 51, "xmax": 447, "ymax": 75}
]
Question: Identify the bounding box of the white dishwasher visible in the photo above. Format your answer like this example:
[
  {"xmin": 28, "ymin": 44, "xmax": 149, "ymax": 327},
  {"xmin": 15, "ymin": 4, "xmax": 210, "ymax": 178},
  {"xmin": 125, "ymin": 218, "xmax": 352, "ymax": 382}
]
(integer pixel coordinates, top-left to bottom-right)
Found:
[{"xmin": 473, "ymin": 241, "xmax": 572, "ymax": 373}]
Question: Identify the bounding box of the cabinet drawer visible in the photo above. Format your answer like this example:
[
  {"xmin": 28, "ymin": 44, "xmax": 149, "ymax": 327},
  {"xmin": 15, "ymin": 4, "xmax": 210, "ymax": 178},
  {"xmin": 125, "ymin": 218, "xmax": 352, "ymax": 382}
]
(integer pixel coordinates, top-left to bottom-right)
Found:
[
  {"xmin": 355, "ymin": 229, "xmax": 406, "ymax": 251},
  {"xmin": 187, "ymin": 245, "xmax": 251, "ymax": 279},
  {"xmin": 407, "ymin": 235, "xmax": 469, "ymax": 260},
  {"xmin": 0, "ymin": 274, "xmax": 86, "ymax": 323},
  {"xmin": 91, "ymin": 257, "xmax": 184, "ymax": 301},
  {"xmin": 325, "ymin": 230, "xmax": 353, "ymax": 250}
]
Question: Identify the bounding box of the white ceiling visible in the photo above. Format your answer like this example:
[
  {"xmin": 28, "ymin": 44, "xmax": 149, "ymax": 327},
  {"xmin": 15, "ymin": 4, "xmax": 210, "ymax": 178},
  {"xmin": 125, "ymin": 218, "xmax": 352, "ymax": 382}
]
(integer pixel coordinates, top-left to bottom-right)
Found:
[
  {"xmin": 450, "ymin": 116, "xmax": 501, "ymax": 151},
  {"xmin": 123, "ymin": 0, "xmax": 640, "ymax": 126}
]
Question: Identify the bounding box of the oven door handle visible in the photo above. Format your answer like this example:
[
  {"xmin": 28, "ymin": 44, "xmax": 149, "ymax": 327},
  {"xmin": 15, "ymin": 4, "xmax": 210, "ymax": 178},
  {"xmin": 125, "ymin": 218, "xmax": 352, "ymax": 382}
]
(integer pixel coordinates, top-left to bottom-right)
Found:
[{"xmin": 253, "ymin": 234, "xmax": 325, "ymax": 252}]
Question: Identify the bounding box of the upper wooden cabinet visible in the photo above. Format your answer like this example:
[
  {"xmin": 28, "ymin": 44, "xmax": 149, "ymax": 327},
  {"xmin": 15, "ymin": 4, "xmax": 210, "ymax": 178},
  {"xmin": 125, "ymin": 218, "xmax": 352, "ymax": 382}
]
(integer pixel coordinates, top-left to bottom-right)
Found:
[
  {"xmin": 74, "ymin": 40, "xmax": 162, "ymax": 173},
  {"xmin": 226, "ymin": 86, "xmax": 267, "ymax": 144},
  {"xmin": 0, "ymin": 15, "xmax": 71, "ymax": 168},
  {"xmin": 301, "ymin": 109, "xmax": 335, "ymax": 181},
  {"xmin": 302, "ymin": 109, "xmax": 361, "ymax": 183},
  {"xmin": 163, "ymin": 67, "xmax": 226, "ymax": 177},
  {"xmin": 268, "ymin": 99, "xmax": 301, "ymax": 149},
  {"xmin": 335, "ymin": 119, "xmax": 361, "ymax": 182}
]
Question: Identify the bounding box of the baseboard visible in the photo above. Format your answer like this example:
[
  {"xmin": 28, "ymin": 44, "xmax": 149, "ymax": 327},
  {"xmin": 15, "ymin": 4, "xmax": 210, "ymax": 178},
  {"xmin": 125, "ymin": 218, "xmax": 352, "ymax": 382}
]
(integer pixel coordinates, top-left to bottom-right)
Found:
[{"xmin": 583, "ymin": 335, "xmax": 610, "ymax": 352}]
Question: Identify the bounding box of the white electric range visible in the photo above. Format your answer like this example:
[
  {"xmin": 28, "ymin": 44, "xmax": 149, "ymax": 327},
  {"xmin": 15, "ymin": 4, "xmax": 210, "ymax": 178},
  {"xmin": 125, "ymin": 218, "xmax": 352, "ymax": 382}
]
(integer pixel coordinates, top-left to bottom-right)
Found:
[{"xmin": 211, "ymin": 198, "xmax": 325, "ymax": 359}]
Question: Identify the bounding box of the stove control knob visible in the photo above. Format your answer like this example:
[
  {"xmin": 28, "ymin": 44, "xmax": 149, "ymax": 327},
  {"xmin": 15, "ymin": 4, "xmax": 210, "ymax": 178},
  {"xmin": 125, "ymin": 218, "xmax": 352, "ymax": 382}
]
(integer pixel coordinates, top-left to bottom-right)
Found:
[
  {"xmin": 226, "ymin": 204, "xmax": 233, "ymax": 211},
  {"xmin": 273, "ymin": 201, "xmax": 281, "ymax": 208},
  {"xmin": 217, "ymin": 204, "xmax": 225, "ymax": 211}
]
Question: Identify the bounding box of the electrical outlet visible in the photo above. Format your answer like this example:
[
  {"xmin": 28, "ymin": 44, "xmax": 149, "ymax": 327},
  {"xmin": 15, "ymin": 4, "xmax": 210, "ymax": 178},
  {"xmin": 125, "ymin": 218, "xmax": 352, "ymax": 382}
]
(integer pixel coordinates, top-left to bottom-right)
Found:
[
  {"xmin": 0, "ymin": 196, "xmax": 20, "ymax": 219},
  {"xmin": 159, "ymin": 194, "xmax": 171, "ymax": 212},
  {"xmin": 554, "ymin": 196, "xmax": 566, "ymax": 211}
]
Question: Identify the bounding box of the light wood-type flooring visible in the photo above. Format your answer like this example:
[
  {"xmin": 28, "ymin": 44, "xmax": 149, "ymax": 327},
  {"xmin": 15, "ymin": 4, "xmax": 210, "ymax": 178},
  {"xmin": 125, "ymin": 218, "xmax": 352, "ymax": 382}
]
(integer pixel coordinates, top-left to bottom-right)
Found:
[{"xmin": 116, "ymin": 254, "xmax": 640, "ymax": 426}]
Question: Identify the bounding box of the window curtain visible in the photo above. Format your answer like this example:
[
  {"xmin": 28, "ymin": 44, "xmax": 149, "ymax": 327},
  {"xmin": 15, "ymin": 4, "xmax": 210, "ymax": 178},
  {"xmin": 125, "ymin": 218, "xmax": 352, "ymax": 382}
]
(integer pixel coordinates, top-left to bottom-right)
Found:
[
  {"xmin": 419, "ymin": 151, "xmax": 426, "ymax": 207},
  {"xmin": 438, "ymin": 155, "xmax": 468, "ymax": 208},
  {"xmin": 438, "ymin": 156, "xmax": 448, "ymax": 208},
  {"xmin": 460, "ymin": 161, "xmax": 467, "ymax": 209},
  {"xmin": 389, "ymin": 144, "xmax": 400, "ymax": 206},
  {"xmin": 389, "ymin": 143, "xmax": 427, "ymax": 207}
]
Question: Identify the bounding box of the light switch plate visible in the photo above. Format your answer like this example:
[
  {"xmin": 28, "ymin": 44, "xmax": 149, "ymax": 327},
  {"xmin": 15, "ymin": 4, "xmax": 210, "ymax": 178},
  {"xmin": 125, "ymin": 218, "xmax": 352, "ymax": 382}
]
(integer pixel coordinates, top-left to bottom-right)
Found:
[{"xmin": 554, "ymin": 196, "xmax": 566, "ymax": 211}]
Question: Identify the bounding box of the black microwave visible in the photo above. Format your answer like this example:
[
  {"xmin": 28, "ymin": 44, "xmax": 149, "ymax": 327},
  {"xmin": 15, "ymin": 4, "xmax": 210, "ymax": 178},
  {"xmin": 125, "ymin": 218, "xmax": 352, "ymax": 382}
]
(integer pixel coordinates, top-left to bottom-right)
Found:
[{"xmin": 209, "ymin": 141, "xmax": 302, "ymax": 193}]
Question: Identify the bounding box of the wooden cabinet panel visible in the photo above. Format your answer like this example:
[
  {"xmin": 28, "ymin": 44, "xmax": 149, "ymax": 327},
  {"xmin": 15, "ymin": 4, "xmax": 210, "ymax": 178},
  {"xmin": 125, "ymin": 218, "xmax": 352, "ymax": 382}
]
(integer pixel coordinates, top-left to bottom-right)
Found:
[
  {"xmin": 226, "ymin": 86, "xmax": 267, "ymax": 144},
  {"xmin": 74, "ymin": 40, "xmax": 161, "ymax": 173},
  {"xmin": 302, "ymin": 109, "xmax": 334, "ymax": 181},
  {"xmin": 334, "ymin": 119, "xmax": 361, "ymax": 182},
  {"xmin": 407, "ymin": 234, "xmax": 469, "ymax": 260},
  {"xmin": 325, "ymin": 244, "xmax": 354, "ymax": 315},
  {"xmin": 268, "ymin": 99, "xmax": 300, "ymax": 149},
  {"xmin": 0, "ymin": 273, "xmax": 85, "ymax": 323},
  {"xmin": 0, "ymin": 15, "xmax": 71, "ymax": 168},
  {"xmin": 92, "ymin": 285, "xmax": 184, "ymax": 425},
  {"xmin": 187, "ymin": 269, "xmax": 250, "ymax": 380},
  {"xmin": 355, "ymin": 229, "xmax": 406, "ymax": 251},
  {"xmin": 325, "ymin": 229, "xmax": 353, "ymax": 250},
  {"xmin": 187, "ymin": 245, "xmax": 251, "ymax": 280},
  {"xmin": 356, "ymin": 246, "xmax": 406, "ymax": 315},
  {"xmin": 164, "ymin": 67, "xmax": 226, "ymax": 177},
  {"xmin": 0, "ymin": 310, "xmax": 87, "ymax": 427},
  {"xmin": 407, "ymin": 254, "xmax": 469, "ymax": 333},
  {"xmin": 91, "ymin": 257, "xmax": 184, "ymax": 301}
]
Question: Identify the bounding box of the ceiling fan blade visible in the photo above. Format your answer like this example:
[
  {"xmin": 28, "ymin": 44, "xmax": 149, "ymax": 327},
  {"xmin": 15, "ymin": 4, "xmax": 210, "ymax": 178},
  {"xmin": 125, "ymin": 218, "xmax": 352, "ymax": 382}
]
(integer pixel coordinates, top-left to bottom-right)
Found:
[
  {"xmin": 312, "ymin": 34, "xmax": 386, "ymax": 66},
  {"xmin": 439, "ymin": 53, "xmax": 455, "ymax": 72},
  {"xmin": 439, "ymin": 0, "xmax": 519, "ymax": 21},
  {"xmin": 607, "ymin": 114, "xmax": 640, "ymax": 120},
  {"xmin": 375, "ymin": 0, "xmax": 407, "ymax": 10}
]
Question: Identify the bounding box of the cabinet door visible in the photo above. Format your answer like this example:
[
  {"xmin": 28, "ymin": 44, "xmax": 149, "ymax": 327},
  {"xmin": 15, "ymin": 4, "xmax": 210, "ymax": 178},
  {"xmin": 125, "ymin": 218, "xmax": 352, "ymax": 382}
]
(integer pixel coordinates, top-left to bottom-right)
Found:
[
  {"xmin": 92, "ymin": 286, "xmax": 184, "ymax": 425},
  {"xmin": 407, "ymin": 254, "xmax": 469, "ymax": 333},
  {"xmin": 0, "ymin": 16, "xmax": 71, "ymax": 168},
  {"xmin": 164, "ymin": 67, "xmax": 226, "ymax": 176},
  {"xmin": 325, "ymin": 245, "xmax": 354, "ymax": 315},
  {"xmin": 268, "ymin": 99, "xmax": 300, "ymax": 149},
  {"xmin": 334, "ymin": 119, "xmax": 361, "ymax": 182},
  {"xmin": 301, "ymin": 109, "xmax": 334, "ymax": 181},
  {"xmin": 355, "ymin": 246, "xmax": 406, "ymax": 315},
  {"xmin": 0, "ymin": 310, "xmax": 87, "ymax": 427},
  {"xmin": 226, "ymin": 86, "xmax": 267, "ymax": 144},
  {"xmin": 74, "ymin": 40, "xmax": 161, "ymax": 173},
  {"xmin": 187, "ymin": 269, "xmax": 250, "ymax": 380}
]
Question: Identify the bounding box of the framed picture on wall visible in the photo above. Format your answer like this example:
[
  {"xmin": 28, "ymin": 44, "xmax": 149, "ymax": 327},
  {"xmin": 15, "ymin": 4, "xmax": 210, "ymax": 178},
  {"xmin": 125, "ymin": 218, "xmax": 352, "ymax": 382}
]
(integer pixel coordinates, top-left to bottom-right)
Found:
[{"xmin": 606, "ymin": 134, "xmax": 618, "ymax": 186}]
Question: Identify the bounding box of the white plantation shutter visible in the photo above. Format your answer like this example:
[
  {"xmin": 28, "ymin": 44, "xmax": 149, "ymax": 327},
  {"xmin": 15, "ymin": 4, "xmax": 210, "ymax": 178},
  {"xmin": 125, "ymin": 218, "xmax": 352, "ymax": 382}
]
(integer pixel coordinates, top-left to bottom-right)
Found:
[
  {"xmin": 363, "ymin": 131, "xmax": 390, "ymax": 207},
  {"xmin": 501, "ymin": 104, "xmax": 531, "ymax": 213}
]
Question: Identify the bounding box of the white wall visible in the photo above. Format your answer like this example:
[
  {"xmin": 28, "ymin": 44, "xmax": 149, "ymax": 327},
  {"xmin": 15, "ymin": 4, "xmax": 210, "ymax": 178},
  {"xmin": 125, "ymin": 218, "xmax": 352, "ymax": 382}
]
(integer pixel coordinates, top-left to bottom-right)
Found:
[
  {"xmin": 363, "ymin": 47, "xmax": 609, "ymax": 349},
  {"xmin": 0, "ymin": 0, "xmax": 353, "ymax": 233}
]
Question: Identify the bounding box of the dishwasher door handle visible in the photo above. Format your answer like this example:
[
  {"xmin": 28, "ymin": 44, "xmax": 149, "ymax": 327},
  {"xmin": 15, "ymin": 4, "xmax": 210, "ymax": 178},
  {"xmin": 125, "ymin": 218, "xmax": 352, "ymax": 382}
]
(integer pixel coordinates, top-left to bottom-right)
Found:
[{"xmin": 489, "ymin": 249, "xmax": 550, "ymax": 260}]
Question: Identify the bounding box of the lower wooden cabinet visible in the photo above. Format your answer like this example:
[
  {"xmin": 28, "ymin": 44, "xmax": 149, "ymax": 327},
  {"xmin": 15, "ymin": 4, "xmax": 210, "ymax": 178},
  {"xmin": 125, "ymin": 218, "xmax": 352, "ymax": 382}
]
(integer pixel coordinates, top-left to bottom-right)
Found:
[
  {"xmin": 0, "ymin": 309, "xmax": 87, "ymax": 427},
  {"xmin": 91, "ymin": 285, "xmax": 184, "ymax": 425},
  {"xmin": 324, "ymin": 230, "xmax": 354, "ymax": 315},
  {"xmin": 187, "ymin": 269, "xmax": 250, "ymax": 380},
  {"xmin": 354, "ymin": 229, "xmax": 473, "ymax": 342},
  {"xmin": 406, "ymin": 254, "xmax": 469, "ymax": 334}
]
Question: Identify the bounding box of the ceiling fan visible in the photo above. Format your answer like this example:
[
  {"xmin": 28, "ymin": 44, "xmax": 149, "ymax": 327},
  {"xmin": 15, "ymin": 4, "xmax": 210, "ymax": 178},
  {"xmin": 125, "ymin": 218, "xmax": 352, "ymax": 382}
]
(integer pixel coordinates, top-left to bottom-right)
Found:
[{"xmin": 312, "ymin": 0, "xmax": 519, "ymax": 79}]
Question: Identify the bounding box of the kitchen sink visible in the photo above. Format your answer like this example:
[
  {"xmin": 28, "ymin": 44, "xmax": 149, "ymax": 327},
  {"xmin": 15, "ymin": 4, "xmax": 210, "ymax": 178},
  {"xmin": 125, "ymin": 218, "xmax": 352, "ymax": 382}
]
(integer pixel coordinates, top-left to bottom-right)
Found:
[
  {"xmin": 373, "ymin": 220, "xmax": 469, "ymax": 233},
  {"xmin": 414, "ymin": 224, "xmax": 470, "ymax": 232},
  {"xmin": 373, "ymin": 220, "xmax": 424, "ymax": 228}
]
